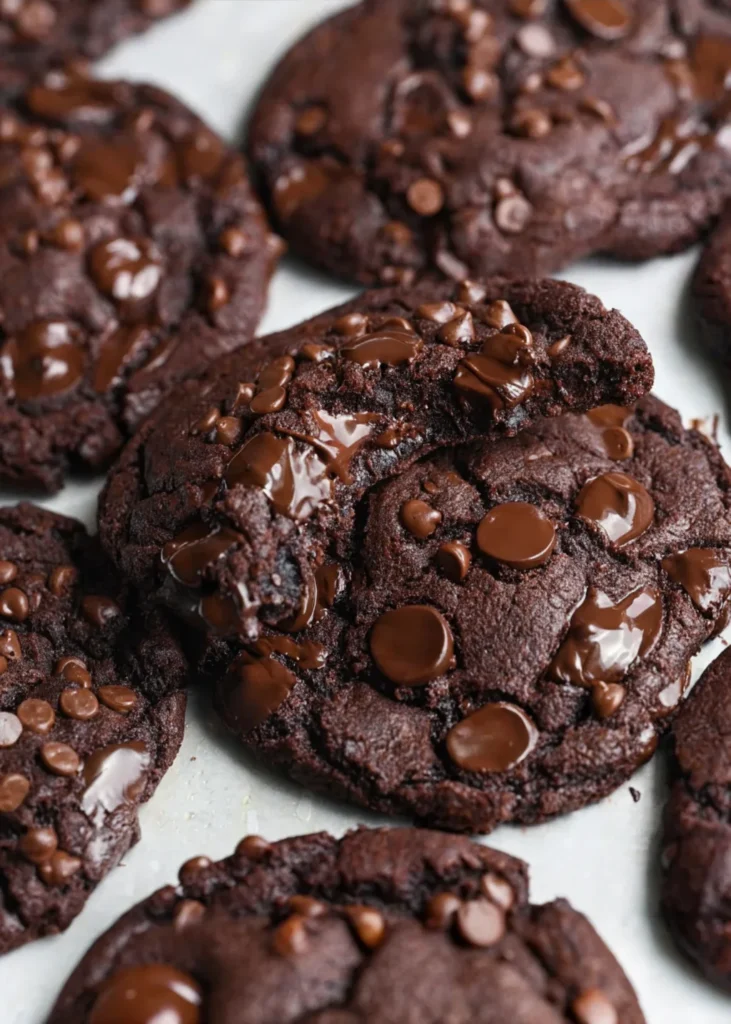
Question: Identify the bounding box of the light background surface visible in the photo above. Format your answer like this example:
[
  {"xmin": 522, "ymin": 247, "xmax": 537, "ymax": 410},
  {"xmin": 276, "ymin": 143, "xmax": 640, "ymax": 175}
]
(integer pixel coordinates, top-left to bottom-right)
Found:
[{"xmin": 2, "ymin": 2, "xmax": 730, "ymax": 1020}]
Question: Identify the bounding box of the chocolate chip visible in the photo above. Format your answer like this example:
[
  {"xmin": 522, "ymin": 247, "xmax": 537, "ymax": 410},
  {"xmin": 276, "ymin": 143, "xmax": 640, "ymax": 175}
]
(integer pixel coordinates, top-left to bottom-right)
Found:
[
  {"xmin": 0, "ymin": 587, "xmax": 29, "ymax": 621},
  {"xmin": 98, "ymin": 685, "xmax": 138, "ymax": 713},
  {"xmin": 481, "ymin": 299, "xmax": 517, "ymax": 328},
  {"xmin": 401, "ymin": 499, "xmax": 442, "ymax": 539},
  {"xmin": 41, "ymin": 742, "xmax": 80, "ymax": 776},
  {"xmin": 446, "ymin": 702, "xmax": 538, "ymax": 772},
  {"xmin": 436, "ymin": 541, "xmax": 472, "ymax": 581},
  {"xmin": 289, "ymin": 895, "xmax": 328, "ymax": 918},
  {"xmin": 480, "ymin": 873, "xmax": 516, "ymax": 910},
  {"xmin": 516, "ymin": 23, "xmax": 555, "ymax": 57},
  {"xmin": 173, "ymin": 899, "xmax": 206, "ymax": 930},
  {"xmin": 546, "ymin": 56, "xmax": 585, "ymax": 91},
  {"xmin": 477, "ymin": 502, "xmax": 556, "ymax": 569},
  {"xmin": 48, "ymin": 565, "xmax": 77, "ymax": 596},
  {"xmin": 576, "ymin": 472, "xmax": 654, "ymax": 548},
  {"xmin": 406, "ymin": 177, "xmax": 445, "ymax": 216},
  {"xmin": 0, "ymin": 773, "xmax": 30, "ymax": 812},
  {"xmin": 456, "ymin": 898, "xmax": 506, "ymax": 947},
  {"xmin": 371, "ymin": 605, "xmax": 454, "ymax": 686},
  {"xmin": 219, "ymin": 226, "xmax": 248, "ymax": 257},
  {"xmin": 425, "ymin": 892, "xmax": 462, "ymax": 929},
  {"xmin": 509, "ymin": 0, "xmax": 547, "ymax": 15},
  {"xmin": 20, "ymin": 826, "xmax": 57, "ymax": 864},
  {"xmin": 17, "ymin": 698, "xmax": 55, "ymax": 734},
  {"xmin": 462, "ymin": 67, "xmax": 498, "ymax": 102},
  {"xmin": 38, "ymin": 850, "xmax": 82, "ymax": 886},
  {"xmin": 296, "ymin": 105, "xmax": 327, "ymax": 135},
  {"xmin": 0, "ymin": 561, "xmax": 17, "ymax": 584},
  {"xmin": 0, "ymin": 629, "xmax": 21, "ymax": 661},
  {"xmin": 60, "ymin": 687, "xmax": 99, "ymax": 721},
  {"xmin": 235, "ymin": 835, "xmax": 273, "ymax": 860},
  {"xmin": 494, "ymin": 193, "xmax": 533, "ymax": 234},
  {"xmin": 273, "ymin": 914, "xmax": 309, "ymax": 956},
  {"xmin": 592, "ymin": 682, "xmax": 626, "ymax": 719},
  {"xmin": 510, "ymin": 108, "xmax": 552, "ymax": 138},
  {"xmin": 345, "ymin": 906, "xmax": 386, "ymax": 948},
  {"xmin": 564, "ymin": 0, "xmax": 631, "ymax": 40},
  {"xmin": 81, "ymin": 595, "xmax": 121, "ymax": 627},
  {"xmin": 55, "ymin": 657, "xmax": 92, "ymax": 687},
  {"xmin": 572, "ymin": 988, "xmax": 618, "ymax": 1024},
  {"xmin": 207, "ymin": 276, "xmax": 230, "ymax": 313},
  {"xmin": 179, "ymin": 856, "xmax": 212, "ymax": 884}
]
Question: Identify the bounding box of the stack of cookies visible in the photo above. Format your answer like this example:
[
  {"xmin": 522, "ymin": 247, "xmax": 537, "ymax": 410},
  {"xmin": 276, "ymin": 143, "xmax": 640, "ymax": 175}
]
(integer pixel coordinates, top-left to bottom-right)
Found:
[{"xmin": 1, "ymin": 2, "xmax": 731, "ymax": 1021}]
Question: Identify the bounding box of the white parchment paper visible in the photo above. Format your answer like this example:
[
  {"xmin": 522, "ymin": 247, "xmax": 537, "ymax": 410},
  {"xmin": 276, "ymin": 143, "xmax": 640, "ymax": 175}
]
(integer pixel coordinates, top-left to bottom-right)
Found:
[{"xmin": 1, "ymin": 3, "xmax": 730, "ymax": 1020}]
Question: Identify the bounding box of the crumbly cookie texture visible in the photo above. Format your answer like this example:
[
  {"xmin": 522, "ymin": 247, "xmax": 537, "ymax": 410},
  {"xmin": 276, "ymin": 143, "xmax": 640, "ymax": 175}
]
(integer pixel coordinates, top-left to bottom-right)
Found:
[
  {"xmin": 249, "ymin": 0, "xmax": 731, "ymax": 285},
  {"xmin": 47, "ymin": 826, "xmax": 646, "ymax": 1024},
  {"xmin": 0, "ymin": 503, "xmax": 188, "ymax": 955},
  {"xmin": 0, "ymin": 67, "xmax": 278, "ymax": 491}
]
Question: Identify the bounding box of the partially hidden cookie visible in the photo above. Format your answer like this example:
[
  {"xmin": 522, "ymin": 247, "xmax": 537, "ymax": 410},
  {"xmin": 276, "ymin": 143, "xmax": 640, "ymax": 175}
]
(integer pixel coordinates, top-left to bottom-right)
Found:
[
  {"xmin": 0, "ymin": 503, "xmax": 188, "ymax": 956},
  {"xmin": 0, "ymin": 66, "xmax": 278, "ymax": 491},
  {"xmin": 99, "ymin": 276, "xmax": 654, "ymax": 640},
  {"xmin": 248, "ymin": 0, "xmax": 731, "ymax": 286},
  {"xmin": 0, "ymin": 1, "xmax": 190, "ymax": 94},
  {"xmin": 693, "ymin": 202, "xmax": 731, "ymax": 368},
  {"xmin": 46, "ymin": 826, "xmax": 646, "ymax": 1024},
  {"xmin": 661, "ymin": 646, "xmax": 731, "ymax": 991}
]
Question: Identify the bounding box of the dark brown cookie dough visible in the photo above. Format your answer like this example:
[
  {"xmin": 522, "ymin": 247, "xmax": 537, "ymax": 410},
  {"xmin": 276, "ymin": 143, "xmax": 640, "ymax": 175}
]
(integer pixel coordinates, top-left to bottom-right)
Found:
[
  {"xmin": 0, "ymin": 503, "xmax": 188, "ymax": 956},
  {"xmin": 661, "ymin": 646, "xmax": 731, "ymax": 991},
  {"xmin": 47, "ymin": 826, "xmax": 647, "ymax": 1024},
  {"xmin": 98, "ymin": 276, "xmax": 653, "ymax": 643},
  {"xmin": 248, "ymin": 0, "xmax": 731, "ymax": 286},
  {"xmin": 0, "ymin": 1, "xmax": 190, "ymax": 94},
  {"xmin": 0, "ymin": 66, "xmax": 278, "ymax": 491}
]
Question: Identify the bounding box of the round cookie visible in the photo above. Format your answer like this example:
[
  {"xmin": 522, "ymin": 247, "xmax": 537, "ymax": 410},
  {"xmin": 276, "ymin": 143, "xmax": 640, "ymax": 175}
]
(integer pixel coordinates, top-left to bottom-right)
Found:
[
  {"xmin": 194, "ymin": 395, "xmax": 731, "ymax": 832},
  {"xmin": 0, "ymin": 66, "xmax": 278, "ymax": 491},
  {"xmin": 248, "ymin": 0, "xmax": 731, "ymax": 286},
  {"xmin": 0, "ymin": 503, "xmax": 188, "ymax": 955},
  {"xmin": 0, "ymin": 1, "xmax": 190, "ymax": 94},
  {"xmin": 99, "ymin": 276, "xmax": 654, "ymax": 640},
  {"xmin": 661, "ymin": 646, "xmax": 731, "ymax": 991},
  {"xmin": 47, "ymin": 826, "xmax": 646, "ymax": 1024}
]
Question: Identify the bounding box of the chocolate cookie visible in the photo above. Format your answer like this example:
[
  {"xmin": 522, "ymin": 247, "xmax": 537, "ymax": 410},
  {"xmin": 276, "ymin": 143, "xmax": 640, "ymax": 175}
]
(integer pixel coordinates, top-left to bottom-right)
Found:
[
  {"xmin": 0, "ymin": 1, "xmax": 190, "ymax": 94},
  {"xmin": 0, "ymin": 503, "xmax": 188, "ymax": 955},
  {"xmin": 99, "ymin": 276, "xmax": 654, "ymax": 641},
  {"xmin": 693, "ymin": 202, "xmax": 731, "ymax": 368},
  {"xmin": 661, "ymin": 646, "xmax": 731, "ymax": 991},
  {"xmin": 248, "ymin": 0, "xmax": 731, "ymax": 286},
  {"xmin": 47, "ymin": 826, "xmax": 646, "ymax": 1024},
  {"xmin": 0, "ymin": 66, "xmax": 278, "ymax": 491}
]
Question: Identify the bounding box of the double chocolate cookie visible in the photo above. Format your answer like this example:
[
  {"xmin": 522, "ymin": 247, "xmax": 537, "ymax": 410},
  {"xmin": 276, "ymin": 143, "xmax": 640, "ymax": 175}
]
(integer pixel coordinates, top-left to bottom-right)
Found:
[
  {"xmin": 47, "ymin": 826, "xmax": 646, "ymax": 1024},
  {"xmin": 0, "ymin": 66, "xmax": 278, "ymax": 491},
  {"xmin": 98, "ymin": 278, "xmax": 682, "ymax": 831},
  {"xmin": 693, "ymin": 201, "xmax": 731, "ymax": 368},
  {"xmin": 0, "ymin": 1, "xmax": 190, "ymax": 95},
  {"xmin": 249, "ymin": 0, "xmax": 731, "ymax": 285},
  {"xmin": 0, "ymin": 503, "xmax": 188, "ymax": 955},
  {"xmin": 99, "ymin": 276, "xmax": 653, "ymax": 636},
  {"xmin": 661, "ymin": 646, "xmax": 731, "ymax": 991}
]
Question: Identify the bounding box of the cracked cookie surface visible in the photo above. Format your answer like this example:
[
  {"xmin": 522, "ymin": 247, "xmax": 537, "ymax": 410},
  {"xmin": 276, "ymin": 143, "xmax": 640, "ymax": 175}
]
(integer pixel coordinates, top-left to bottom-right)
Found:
[
  {"xmin": 0, "ymin": 503, "xmax": 188, "ymax": 955},
  {"xmin": 0, "ymin": 67, "xmax": 277, "ymax": 491},
  {"xmin": 249, "ymin": 0, "xmax": 731, "ymax": 285},
  {"xmin": 47, "ymin": 826, "xmax": 646, "ymax": 1024}
]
